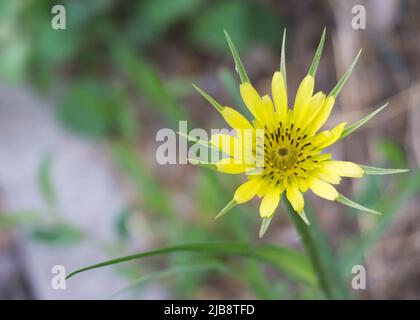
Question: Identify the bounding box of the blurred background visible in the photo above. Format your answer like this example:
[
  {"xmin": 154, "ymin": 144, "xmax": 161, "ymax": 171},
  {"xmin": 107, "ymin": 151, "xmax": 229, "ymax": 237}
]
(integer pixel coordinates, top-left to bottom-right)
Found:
[{"xmin": 1, "ymin": 0, "xmax": 419, "ymax": 299}]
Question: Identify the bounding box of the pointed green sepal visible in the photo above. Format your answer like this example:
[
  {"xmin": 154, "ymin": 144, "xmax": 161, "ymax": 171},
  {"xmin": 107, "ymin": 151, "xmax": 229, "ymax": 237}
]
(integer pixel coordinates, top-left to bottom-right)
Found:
[
  {"xmin": 215, "ymin": 199, "xmax": 237, "ymax": 219},
  {"xmin": 340, "ymin": 102, "xmax": 389, "ymax": 139},
  {"xmin": 188, "ymin": 158, "xmax": 218, "ymax": 171},
  {"xmin": 280, "ymin": 28, "xmax": 287, "ymax": 88},
  {"xmin": 337, "ymin": 193, "xmax": 380, "ymax": 215},
  {"xmin": 329, "ymin": 49, "xmax": 362, "ymax": 98},
  {"xmin": 192, "ymin": 83, "xmax": 224, "ymax": 113},
  {"xmin": 259, "ymin": 217, "xmax": 273, "ymax": 238},
  {"xmin": 360, "ymin": 165, "xmax": 409, "ymax": 175},
  {"xmin": 177, "ymin": 131, "xmax": 217, "ymax": 151},
  {"xmin": 297, "ymin": 210, "xmax": 310, "ymax": 225},
  {"xmin": 308, "ymin": 27, "xmax": 326, "ymax": 77},
  {"xmin": 224, "ymin": 30, "xmax": 250, "ymax": 84}
]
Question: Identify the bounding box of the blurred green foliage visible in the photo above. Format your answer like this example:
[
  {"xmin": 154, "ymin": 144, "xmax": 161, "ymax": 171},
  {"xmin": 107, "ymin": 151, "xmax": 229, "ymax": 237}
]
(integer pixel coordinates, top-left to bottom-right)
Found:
[
  {"xmin": 1, "ymin": 154, "xmax": 84, "ymax": 246},
  {"xmin": 0, "ymin": 0, "xmax": 417, "ymax": 300},
  {"xmin": 189, "ymin": 0, "xmax": 283, "ymax": 53},
  {"xmin": 58, "ymin": 80, "xmax": 137, "ymax": 140}
]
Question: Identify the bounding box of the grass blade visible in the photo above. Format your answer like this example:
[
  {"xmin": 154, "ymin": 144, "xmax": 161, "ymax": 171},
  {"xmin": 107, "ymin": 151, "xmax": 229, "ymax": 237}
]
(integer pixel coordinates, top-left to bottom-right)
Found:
[{"xmin": 67, "ymin": 242, "xmax": 317, "ymax": 286}]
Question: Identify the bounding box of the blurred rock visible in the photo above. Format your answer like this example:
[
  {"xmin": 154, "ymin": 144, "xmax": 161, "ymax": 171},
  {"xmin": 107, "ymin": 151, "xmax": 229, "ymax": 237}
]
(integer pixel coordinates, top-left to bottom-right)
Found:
[{"xmin": 0, "ymin": 84, "xmax": 129, "ymax": 299}]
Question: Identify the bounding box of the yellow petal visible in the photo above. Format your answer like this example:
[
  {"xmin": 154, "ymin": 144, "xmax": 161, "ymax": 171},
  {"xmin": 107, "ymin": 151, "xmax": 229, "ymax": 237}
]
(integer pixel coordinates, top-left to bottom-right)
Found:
[
  {"xmin": 210, "ymin": 132, "xmax": 253, "ymax": 165},
  {"xmin": 312, "ymin": 153, "xmax": 332, "ymax": 162},
  {"xmin": 256, "ymin": 181, "xmax": 270, "ymax": 198},
  {"xmin": 286, "ymin": 185, "xmax": 304, "ymax": 213},
  {"xmin": 234, "ymin": 178, "xmax": 264, "ymax": 204},
  {"xmin": 315, "ymin": 167, "xmax": 342, "ymax": 184},
  {"xmin": 235, "ymin": 128, "xmax": 259, "ymax": 165},
  {"xmin": 221, "ymin": 107, "xmax": 253, "ymax": 130},
  {"xmin": 210, "ymin": 133, "xmax": 236, "ymax": 157},
  {"xmin": 310, "ymin": 179, "xmax": 338, "ymax": 200},
  {"xmin": 259, "ymin": 188, "xmax": 281, "ymax": 218},
  {"xmin": 240, "ymin": 83, "xmax": 265, "ymax": 123},
  {"xmin": 296, "ymin": 177, "xmax": 310, "ymax": 192},
  {"xmin": 215, "ymin": 158, "xmax": 249, "ymax": 174},
  {"xmin": 312, "ymin": 122, "xmax": 346, "ymax": 149},
  {"xmin": 308, "ymin": 95, "xmax": 335, "ymax": 134},
  {"xmin": 271, "ymin": 71, "xmax": 288, "ymax": 122},
  {"xmin": 299, "ymin": 91, "xmax": 325, "ymax": 129},
  {"xmin": 293, "ymin": 75, "xmax": 314, "ymax": 125},
  {"xmin": 260, "ymin": 94, "xmax": 277, "ymax": 129},
  {"xmin": 323, "ymin": 161, "xmax": 365, "ymax": 178}
]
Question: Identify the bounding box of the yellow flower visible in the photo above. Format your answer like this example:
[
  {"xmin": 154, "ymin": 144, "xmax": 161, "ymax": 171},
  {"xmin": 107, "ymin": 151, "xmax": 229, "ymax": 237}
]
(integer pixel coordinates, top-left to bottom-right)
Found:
[{"xmin": 190, "ymin": 29, "xmax": 407, "ymax": 233}]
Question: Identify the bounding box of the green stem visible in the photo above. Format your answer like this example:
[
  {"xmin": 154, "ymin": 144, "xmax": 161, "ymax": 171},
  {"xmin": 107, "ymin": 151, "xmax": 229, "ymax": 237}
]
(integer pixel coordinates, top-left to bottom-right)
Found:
[{"xmin": 285, "ymin": 200, "xmax": 350, "ymax": 300}]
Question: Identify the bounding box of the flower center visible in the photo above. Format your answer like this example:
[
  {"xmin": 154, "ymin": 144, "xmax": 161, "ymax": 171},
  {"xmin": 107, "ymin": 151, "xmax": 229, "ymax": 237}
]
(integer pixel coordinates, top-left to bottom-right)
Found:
[
  {"xmin": 260, "ymin": 121, "xmax": 323, "ymax": 186},
  {"xmin": 278, "ymin": 147, "xmax": 289, "ymax": 156},
  {"xmin": 268, "ymin": 145, "xmax": 298, "ymax": 170}
]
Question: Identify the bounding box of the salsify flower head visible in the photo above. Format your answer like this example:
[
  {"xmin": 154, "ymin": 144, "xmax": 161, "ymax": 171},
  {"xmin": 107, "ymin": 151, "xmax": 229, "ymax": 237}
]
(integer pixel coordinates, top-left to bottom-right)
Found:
[{"xmin": 190, "ymin": 29, "xmax": 407, "ymax": 235}]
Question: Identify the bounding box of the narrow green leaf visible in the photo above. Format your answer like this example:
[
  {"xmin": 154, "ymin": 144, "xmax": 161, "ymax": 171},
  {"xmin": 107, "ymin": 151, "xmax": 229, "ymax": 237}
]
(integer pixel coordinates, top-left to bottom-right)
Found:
[
  {"xmin": 340, "ymin": 102, "xmax": 389, "ymax": 139},
  {"xmin": 192, "ymin": 83, "xmax": 224, "ymax": 112},
  {"xmin": 66, "ymin": 242, "xmax": 317, "ymax": 286},
  {"xmin": 259, "ymin": 217, "xmax": 272, "ymax": 238},
  {"xmin": 360, "ymin": 165, "xmax": 409, "ymax": 175},
  {"xmin": 337, "ymin": 193, "xmax": 380, "ymax": 215},
  {"xmin": 280, "ymin": 28, "xmax": 287, "ymax": 87},
  {"xmin": 329, "ymin": 49, "xmax": 362, "ymax": 98},
  {"xmin": 188, "ymin": 158, "xmax": 218, "ymax": 171},
  {"xmin": 308, "ymin": 27, "xmax": 326, "ymax": 77},
  {"xmin": 215, "ymin": 199, "xmax": 236, "ymax": 219},
  {"xmin": 224, "ymin": 30, "xmax": 250, "ymax": 84}
]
